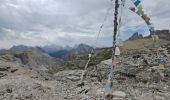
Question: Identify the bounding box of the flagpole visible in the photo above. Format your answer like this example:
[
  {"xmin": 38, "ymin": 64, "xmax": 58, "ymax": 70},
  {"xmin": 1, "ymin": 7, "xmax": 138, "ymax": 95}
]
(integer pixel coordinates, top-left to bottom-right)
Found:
[{"xmin": 105, "ymin": 0, "xmax": 119, "ymax": 97}]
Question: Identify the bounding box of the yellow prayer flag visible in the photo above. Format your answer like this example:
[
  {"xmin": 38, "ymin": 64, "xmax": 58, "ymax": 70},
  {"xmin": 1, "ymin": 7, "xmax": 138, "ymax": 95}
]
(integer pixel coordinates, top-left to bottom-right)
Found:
[{"xmin": 159, "ymin": 64, "xmax": 165, "ymax": 70}]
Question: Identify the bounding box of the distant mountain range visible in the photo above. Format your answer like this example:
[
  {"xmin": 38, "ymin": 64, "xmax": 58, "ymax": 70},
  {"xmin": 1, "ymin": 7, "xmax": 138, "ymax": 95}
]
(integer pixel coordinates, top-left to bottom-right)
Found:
[
  {"xmin": 42, "ymin": 43, "xmax": 93, "ymax": 59},
  {"xmin": 0, "ymin": 30, "xmax": 169, "ymax": 60},
  {"xmin": 1, "ymin": 44, "xmax": 94, "ymax": 60},
  {"xmin": 42, "ymin": 45, "xmax": 72, "ymax": 58}
]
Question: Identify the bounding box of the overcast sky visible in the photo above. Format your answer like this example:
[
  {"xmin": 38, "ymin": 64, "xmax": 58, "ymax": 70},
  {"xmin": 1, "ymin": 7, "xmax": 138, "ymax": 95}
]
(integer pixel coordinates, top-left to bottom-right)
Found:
[{"xmin": 0, "ymin": 0, "xmax": 169, "ymax": 49}]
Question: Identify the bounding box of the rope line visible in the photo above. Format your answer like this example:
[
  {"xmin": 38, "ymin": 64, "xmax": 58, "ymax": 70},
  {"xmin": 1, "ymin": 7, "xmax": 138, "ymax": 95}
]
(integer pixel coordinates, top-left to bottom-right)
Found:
[
  {"xmin": 79, "ymin": 2, "xmax": 113, "ymax": 86},
  {"xmin": 94, "ymin": 4, "xmax": 113, "ymax": 45}
]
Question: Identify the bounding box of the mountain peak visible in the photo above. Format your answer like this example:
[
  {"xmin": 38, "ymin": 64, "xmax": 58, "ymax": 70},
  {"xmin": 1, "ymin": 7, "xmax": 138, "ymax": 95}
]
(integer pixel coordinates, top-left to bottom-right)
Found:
[
  {"xmin": 41, "ymin": 43, "xmax": 93, "ymax": 59},
  {"xmin": 128, "ymin": 32, "xmax": 143, "ymax": 41}
]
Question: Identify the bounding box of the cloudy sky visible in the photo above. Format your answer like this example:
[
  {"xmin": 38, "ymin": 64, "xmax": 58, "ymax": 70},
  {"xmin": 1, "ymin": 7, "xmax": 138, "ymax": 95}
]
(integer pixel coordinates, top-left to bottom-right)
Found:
[{"xmin": 0, "ymin": 0, "xmax": 169, "ymax": 49}]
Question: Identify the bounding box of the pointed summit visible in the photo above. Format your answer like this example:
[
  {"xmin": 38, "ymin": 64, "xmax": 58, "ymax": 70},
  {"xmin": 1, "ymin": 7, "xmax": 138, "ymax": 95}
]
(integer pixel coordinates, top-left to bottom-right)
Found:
[{"xmin": 129, "ymin": 32, "xmax": 143, "ymax": 40}]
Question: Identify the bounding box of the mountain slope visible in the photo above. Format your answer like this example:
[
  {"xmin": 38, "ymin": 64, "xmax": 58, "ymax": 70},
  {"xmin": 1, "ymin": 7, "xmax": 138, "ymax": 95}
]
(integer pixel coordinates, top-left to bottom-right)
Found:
[
  {"xmin": 64, "ymin": 43, "xmax": 93, "ymax": 60},
  {"xmin": 0, "ymin": 47, "xmax": 66, "ymax": 73},
  {"xmin": 42, "ymin": 45, "xmax": 72, "ymax": 58}
]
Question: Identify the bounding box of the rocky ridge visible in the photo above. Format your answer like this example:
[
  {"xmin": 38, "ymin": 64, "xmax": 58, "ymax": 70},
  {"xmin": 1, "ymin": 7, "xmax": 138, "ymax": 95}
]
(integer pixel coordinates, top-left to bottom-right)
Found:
[{"xmin": 0, "ymin": 45, "xmax": 170, "ymax": 99}]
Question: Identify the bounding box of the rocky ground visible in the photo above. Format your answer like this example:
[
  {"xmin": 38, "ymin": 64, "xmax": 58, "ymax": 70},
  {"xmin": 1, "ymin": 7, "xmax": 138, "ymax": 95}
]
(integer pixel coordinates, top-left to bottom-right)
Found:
[{"xmin": 0, "ymin": 46, "xmax": 170, "ymax": 100}]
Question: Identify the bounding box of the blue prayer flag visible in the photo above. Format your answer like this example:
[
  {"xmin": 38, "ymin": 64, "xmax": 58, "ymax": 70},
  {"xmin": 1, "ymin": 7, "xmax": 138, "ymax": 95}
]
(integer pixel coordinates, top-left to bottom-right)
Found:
[{"xmin": 134, "ymin": 0, "xmax": 141, "ymax": 7}]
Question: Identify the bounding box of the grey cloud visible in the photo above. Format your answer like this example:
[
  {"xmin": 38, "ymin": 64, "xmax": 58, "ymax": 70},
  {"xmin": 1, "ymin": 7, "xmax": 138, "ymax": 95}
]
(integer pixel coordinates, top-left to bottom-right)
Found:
[{"xmin": 0, "ymin": 0, "xmax": 169, "ymax": 48}]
